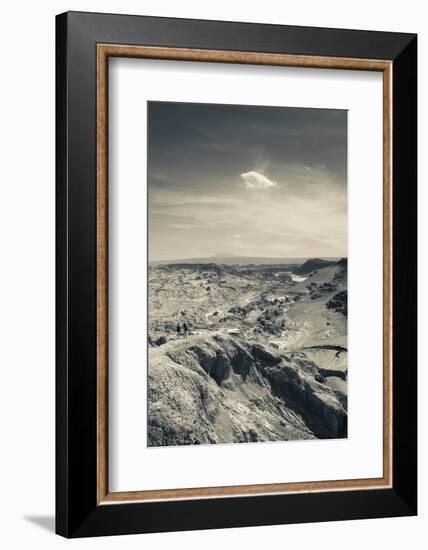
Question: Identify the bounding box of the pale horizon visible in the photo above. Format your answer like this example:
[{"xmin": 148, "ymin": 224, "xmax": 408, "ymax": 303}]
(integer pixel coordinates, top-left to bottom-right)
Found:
[{"xmin": 149, "ymin": 252, "xmax": 345, "ymax": 264}]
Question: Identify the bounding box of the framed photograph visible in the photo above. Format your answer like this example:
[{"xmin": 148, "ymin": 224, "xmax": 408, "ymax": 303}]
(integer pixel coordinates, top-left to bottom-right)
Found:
[{"xmin": 56, "ymin": 11, "xmax": 417, "ymax": 537}]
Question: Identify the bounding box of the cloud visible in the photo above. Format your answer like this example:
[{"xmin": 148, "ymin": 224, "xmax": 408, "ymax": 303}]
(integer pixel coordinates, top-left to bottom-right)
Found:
[
  {"xmin": 240, "ymin": 171, "xmax": 277, "ymax": 190},
  {"xmin": 169, "ymin": 223, "xmax": 195, "ymax": 230}
]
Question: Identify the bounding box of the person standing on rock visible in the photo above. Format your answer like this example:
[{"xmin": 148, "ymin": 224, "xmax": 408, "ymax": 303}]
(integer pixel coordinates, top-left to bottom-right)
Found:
[
  {"xmin": 176, "ymin": 323, "xmax": 181, "ymax": 338},
  {"xmin": 183, "ymin": 322, "xmax": 188, "ymax": 338}
]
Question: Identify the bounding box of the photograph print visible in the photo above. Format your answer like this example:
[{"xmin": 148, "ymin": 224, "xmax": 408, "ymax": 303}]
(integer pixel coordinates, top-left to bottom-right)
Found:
[{"xmin": 147, "ymin": 101, "xmax": 348, "ymax": 447}]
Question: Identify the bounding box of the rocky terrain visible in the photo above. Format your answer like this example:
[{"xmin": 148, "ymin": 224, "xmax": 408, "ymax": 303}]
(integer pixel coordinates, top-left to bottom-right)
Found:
[{"xmin": 147, "ymin": 256, "xmax": 348, "ymax": 446}]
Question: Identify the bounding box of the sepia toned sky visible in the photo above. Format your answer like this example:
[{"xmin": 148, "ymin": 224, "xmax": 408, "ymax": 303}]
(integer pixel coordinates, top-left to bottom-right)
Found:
[{"xmin": 148, "ymin": 101, "xmax": 347, "ymax": 262}]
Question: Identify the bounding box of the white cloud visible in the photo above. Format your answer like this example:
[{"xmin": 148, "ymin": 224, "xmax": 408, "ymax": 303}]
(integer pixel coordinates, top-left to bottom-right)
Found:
[{"xmin": 240, "ymin": 171, "xmax": 277, "ymax": 190}]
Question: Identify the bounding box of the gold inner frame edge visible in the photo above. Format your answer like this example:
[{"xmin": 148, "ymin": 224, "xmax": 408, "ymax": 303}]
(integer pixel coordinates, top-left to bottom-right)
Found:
[{"xmin": 96, "ymin": 44, "xmax": 393, "ymax": 505}]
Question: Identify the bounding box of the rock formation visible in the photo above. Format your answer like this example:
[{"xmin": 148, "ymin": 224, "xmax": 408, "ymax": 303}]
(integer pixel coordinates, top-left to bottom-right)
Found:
[{"xmin": 148, "ymin": 258, "xmax": 348, "ymax": 446}]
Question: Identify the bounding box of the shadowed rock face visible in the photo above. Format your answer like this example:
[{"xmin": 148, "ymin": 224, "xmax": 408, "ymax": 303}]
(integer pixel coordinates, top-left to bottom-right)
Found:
[
  {"xmin": 148, "ymin": 335, "xmax": 347, "ymax": 446},
  {"xmin": 326, "ymin": 291, "xmax": 348, "ymax": 317}
]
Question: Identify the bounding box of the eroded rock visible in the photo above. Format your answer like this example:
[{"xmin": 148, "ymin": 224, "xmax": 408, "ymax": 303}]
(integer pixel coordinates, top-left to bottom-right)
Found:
[{"xmin": 148, "ymin": 334, "xmax": 347, "ymax": 446}]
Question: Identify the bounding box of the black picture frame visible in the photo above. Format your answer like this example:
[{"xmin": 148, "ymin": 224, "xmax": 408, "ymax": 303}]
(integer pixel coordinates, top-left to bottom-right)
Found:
[{"xmin": 56, "ymin": 11, "xmax": 417, "ymax": 538}]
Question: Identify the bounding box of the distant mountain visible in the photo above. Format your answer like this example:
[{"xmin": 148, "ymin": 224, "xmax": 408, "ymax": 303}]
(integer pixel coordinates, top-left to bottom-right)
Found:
[
  {"xmin": 210, "ymin": 253, "xmax": 236, "ymax": 259},
  {"xmin": 150, "ymin": 254, "xmax": 338, "ymax": 266},
  {"xmin": 294, "ymin": 258, "xmax": 338, "ymax": 275}
]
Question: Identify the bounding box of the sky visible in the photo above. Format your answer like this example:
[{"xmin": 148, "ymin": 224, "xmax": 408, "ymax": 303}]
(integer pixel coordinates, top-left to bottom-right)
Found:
[{"xmin": 148, "ymin": 101, "xmax": 347, "ymax": 262}]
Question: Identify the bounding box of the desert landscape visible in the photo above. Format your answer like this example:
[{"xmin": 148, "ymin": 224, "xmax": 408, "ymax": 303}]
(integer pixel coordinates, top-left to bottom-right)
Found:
[
  {"xmin": 147, "ymin": 256, "xmax": 347, "ymax": 446},
  {"xmin": 147, "ymin": 101, "xmax": 348, "ymax": 447}
]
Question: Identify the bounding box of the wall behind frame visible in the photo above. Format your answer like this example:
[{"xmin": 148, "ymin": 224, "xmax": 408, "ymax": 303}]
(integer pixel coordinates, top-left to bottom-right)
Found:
[{"xmin": 0, "ymin": 0, "xmax": 424, "ymax": 549}]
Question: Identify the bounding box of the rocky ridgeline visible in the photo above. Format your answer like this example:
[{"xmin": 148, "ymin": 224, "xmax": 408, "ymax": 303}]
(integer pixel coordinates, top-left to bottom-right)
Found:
[
  {"xmin": 148, "ymin": 334, "xmax": 347, "ymax": 446},
  {"xmin": 294, "ymin": 258, "xmax": 337, "ymax": 275}
]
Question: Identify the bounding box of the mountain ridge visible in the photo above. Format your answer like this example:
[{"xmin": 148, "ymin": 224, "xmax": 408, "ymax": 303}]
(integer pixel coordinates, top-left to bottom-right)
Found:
[{"xmin": 151, "ymin": 254, "xmax": 342, "ymax": 266}]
